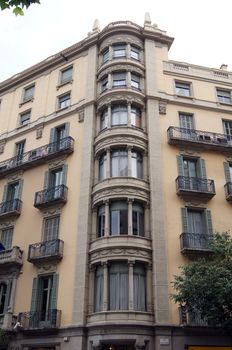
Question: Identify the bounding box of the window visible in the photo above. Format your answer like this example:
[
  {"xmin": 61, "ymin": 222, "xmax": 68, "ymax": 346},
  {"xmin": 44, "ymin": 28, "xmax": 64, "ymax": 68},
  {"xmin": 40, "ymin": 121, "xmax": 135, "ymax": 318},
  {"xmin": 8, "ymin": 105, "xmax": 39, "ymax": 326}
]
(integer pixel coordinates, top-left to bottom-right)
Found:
[
  {"xmin": 175, "ymin": 81, "xmax": 191, "ymax": 96},
  {"xmin": 58, "ymin": 93, "xmax": 70, "ymax": 109},
  {"xmin": 47, "ymin": 168, "xmax": 64, "ymax": 200},
  {"xmin": 111, "ymin": 105, "xmax": 127, "ymax": 126},
  {"xmin": 49, "ymin": 123, "xmax": 69, "ymax": 152},
  {"xmin": 0, "ymin": 227, "xmax": 13, "ymax": 250},
  {"xmin": 15, "ymin": 140, "xmax": 25, "ymax": 159},
  {"xmin": 181, "ymin": 208, "xmax": 213, "ymax": 237},
  {"xmin": 131, "ymin": 106, "xmax": 141, "ymax": 128},
  {"xmin": 111, "ymin": 149, "xmax": 128, "ymax": 177},
  {"xmin": 94, "ymin": 265, "xmax": 103, "ymax": 311},
  {"xmin": 217, "ymin": 89, "xmax": 231, "ymax": 104},
  {"xmin": 132, "ymin": 203, "xmax": 144, "ymax": 236},
  {"xmin": 131, "ymin": 151, "xmax": 143, "ymax": 179},
  {"xmin": 101, "ymin": 76, "xmax": 108, "ymax": 92},
  {"xmin": 99, "ymin": 153, "xmax": 107, "ymax": 180},
  {"xmin": 223, "ymin": 120, "xmax": 232, "ymax": 142},
  {"xmin": 23, "ymin": 85, "xmax": 34, "ymax": 102},
  {"xmin": 2, "ymin": 182, "xmax": 20, "ymax": 213},
  {"xmin": 19, "ymin": 110, "xmax": 31, "ymax": 126},
  {"xmin": 131, "ymin": 73, "xmax": 140, "ymax": 89},
  {"xmin": 110, "ymin": 201, "xmax": 128, "ymax": 235},
  {"xmin": 60, "ymin": 66, "xmax": 73, "ymax": 84},
  {"xmin": 133, "ymin": 263, "xmax": 146, "ymax": 310},
  {"xmin": 100, "ymin": 109, "xmax": 108, "ymax": 130},
  {"xmin": 177, "ymin": 155, "xmax": 207, "ymax": 191},
  {"xmin": 43, "ymin": 216, "xmax": 60, "ymax": 241},
  {"xmin": 97, "ymin": 205, "xmax": 105, "ymax": 238},
  {"xmin": 109, "ymin": 262, "xmax": 128, "ymax": 310},
  {"xmin": 179, "ymin": 113, "xmax": 194, "ymax": 129},
  {"xmin": 0, "ymin": 284, "xmax": 7, "ymax": 314},
  {"xmin": 113, "ymin": 44, "xmax": 126, "ymax": 58},
  {"xmin": 131, "ymin": 46, "xmax": 140, "ymax": 60},
  {"xmin": 112, "ymin": 72, "xmax": 126, "ymax": 87},
  {"xmin": 102, "ymin": 49, "xmax": 109, "ymax": 63}
]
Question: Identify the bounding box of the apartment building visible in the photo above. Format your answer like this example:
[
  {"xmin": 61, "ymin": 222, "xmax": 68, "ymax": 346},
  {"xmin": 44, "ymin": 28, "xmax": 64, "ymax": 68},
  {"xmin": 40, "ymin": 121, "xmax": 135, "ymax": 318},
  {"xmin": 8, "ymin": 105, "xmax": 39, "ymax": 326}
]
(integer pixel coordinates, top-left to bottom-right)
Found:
[{"xmin": 0, "ymin": 13, "xmax": 231, "ymax": 350}]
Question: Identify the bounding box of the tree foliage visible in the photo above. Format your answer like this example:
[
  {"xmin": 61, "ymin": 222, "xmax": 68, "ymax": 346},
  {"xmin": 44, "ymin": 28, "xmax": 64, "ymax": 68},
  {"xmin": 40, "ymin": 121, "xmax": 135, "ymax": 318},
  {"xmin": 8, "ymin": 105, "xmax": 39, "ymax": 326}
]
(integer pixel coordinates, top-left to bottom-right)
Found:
[
  {"xmin": 0, "ymin": 0, "xmax": 40, "ymax": 15},
  {"xmin": 171, "ymin": 232, "xmax": 232, "ymax": 330}
]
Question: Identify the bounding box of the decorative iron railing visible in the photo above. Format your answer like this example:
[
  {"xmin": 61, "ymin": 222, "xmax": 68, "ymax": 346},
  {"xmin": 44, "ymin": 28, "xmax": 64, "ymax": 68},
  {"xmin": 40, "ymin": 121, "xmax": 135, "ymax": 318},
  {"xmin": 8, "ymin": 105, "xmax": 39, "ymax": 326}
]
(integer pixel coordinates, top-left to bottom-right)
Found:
[
  {"xmin": 224, "ymin": 182, "xmax": 232, "ymax": 201},
  {"xmin": 34, "ymin": 185, "xmax": 68, "ymax": 208},
  {"xmin": 168, "ymin": 126, "xmax": 231, "ymax": 148},
  {"xmin": 0, "ymin": 199, "xmax": 22, "ymax": 217},
  {"xmin": 176, "ymin": 176, "xmax": 215, "ymax": 194},
  {"xmin": 0, "ymin": 137, "xmax": 74, "ymax": 178},
  {"xmin": 180, "ymin": 232, "xmax": 213, "ymax": 252},
  {"xmin": 179, "ymin": 306, "xmax": 208, "ymax": 326},
  {"xmin": 0, "ymin": 246, "xmax": 23, "ymax": 266},
  {"xmin": 18, "ymin": 309, "xmax": 61, "ymax": 329},
  {"xmin": 28, "ymin": 239, "xmax": 64, "ymax": 262}
]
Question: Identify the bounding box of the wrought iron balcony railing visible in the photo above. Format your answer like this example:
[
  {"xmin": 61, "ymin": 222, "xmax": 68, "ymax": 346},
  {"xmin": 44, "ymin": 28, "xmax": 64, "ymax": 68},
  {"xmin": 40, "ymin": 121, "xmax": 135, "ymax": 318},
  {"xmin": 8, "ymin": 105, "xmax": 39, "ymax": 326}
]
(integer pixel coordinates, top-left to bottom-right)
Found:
[
  {"xmin": 28, "ymin": 239, "xmax": 64, "ymax": 264},
  {"xmin": 0, "ymin": 246, "xmax": 23, "ymax": 267},
  {"xmin": 179, "ymin": 306, "xmax": 208, "ymax": 326},
  {"xmin": 0, "ymin": 137, "xmax": 74, "ymax": 179},
  {"xmin": 168, "ymin": 126, "xmax": 231, "ymax": 151},
  {"xmin": 0, "ymin": 199, "xmax": 22, "ymax": 218},
  {"xmin": 224, "ymin": 182, "xmax": 232, "ymax": 201},
  {"xmin": 34, "ymin": 185, "xmax": 68, "ymax": 209},
  {"xmin": 18, "ymin": 309, "xmax": 61, "ymax": 329},
  {"xmin": 176, "ymin": 176, "xmax": 215, "ymax": 199},
  {"xmin": 180, "ymin": 232, "xmax": 213, "ymax": 253}
]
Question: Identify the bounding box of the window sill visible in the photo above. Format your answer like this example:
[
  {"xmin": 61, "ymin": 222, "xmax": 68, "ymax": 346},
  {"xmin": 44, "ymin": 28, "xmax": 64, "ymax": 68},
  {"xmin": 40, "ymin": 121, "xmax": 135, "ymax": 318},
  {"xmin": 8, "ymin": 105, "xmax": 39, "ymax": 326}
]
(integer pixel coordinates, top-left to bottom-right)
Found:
[
  {"xmin": 56, "ymin": 79, "xmax": 73, "ymax": 90},
  {"xmin": 19, "ymin": 98, "xmax": 34, "ymax": 107},
  {"xmin": 17, "ymin": 123, "xmax": 30, "ymax": 129},
  {"xmin": 217, "ymin": 101, "xmax": 232, "ymax": 107},
  {"xmin": 174, "ymin": 94, "xmax": 195, "ymax": 101},
  {"xmin": 56, "ymin": 105, "xmax": 71, "ymax": 113}
]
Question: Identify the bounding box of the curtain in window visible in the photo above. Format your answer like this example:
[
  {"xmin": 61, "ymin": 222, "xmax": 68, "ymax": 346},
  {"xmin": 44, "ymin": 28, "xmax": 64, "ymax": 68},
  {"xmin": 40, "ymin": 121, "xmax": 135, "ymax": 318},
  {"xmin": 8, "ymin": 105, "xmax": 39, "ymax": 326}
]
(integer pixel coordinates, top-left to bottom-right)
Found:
[
  {"xmin": 110, "ymin": 202, "xmax": 128, "ymax": 235},
  {"xmin": 109, "ymin": 263, "xmax": 128, "ymax": 310},
  {"xmin": 112, "ymin": 105, "xmax": 127, "ymax": 125},
  {"xmin": 131, "ymin": 152, "xmax": 143, "ymax": 178},
  {"xmin": 99, "ymin": 153, "xmax": 107, "ymax": 181},
  {"xmin": 111, "ymin": 150, "xmax": 128, "ymax": 177},
  {"xmin": 95, "ymin": 266, "xmax": 104, "ymax": 312},
  {"xmin": 188, "ymin": 211, "xmax": 204, "ymax": 234},
  {"xmin": 133, "ymin": 264, "xmax": 146, "ymax": 311},
  {"xmin": 132, "ymin": 203, "xmax": 144, "ymax": 236}
]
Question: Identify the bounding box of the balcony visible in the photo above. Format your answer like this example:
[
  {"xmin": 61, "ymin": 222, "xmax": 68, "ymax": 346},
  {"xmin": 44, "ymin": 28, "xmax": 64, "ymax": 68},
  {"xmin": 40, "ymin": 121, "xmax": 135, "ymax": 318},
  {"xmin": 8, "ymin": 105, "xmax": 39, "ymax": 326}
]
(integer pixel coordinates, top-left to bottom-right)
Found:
[
  {"xmin": 0, "ymin": 246, "xmax": 23, "ymax": 267},
  {"xmin": 18, "ymin": 309, "xmax": 61, "ymax": 330},
  {"xmin": 179, "ymin": 306, "xmax": 208, "ymax": 327},
  {"xmin": 0, "ymin": 137, "xmax": 74, "ymax": 179},
  {"xmin": 0, "ymin": 199, "xmax": 22, "ymax": 218},
  {"xmin": 180, "ymin": 232, "xmax": 213, "ymax": 255},
  {"xmin": 34, "ymin": 185, "xmax": 68, "ymax": 209},
  {"xmin": 176, "ymin": 176, "xmax": 215, "ymax": 200},
  {"xmin": 27, "ymin": 239, "xmax": 64, "ymax": 264},
  {"xmin": 167, "ymin": 126, "xmax": 231, "ymax": 151},
  {"xmin": 224, "ymin": 182, "xmax": 232, "ymax": 201}
]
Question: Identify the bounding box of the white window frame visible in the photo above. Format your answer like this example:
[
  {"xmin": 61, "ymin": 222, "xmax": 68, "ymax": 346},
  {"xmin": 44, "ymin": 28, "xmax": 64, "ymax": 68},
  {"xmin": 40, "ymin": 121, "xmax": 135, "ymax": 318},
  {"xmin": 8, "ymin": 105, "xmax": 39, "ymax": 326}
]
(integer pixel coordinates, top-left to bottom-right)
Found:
[
  {"xmin": 22, "ymin": 84, "xmax": 35, "ymax": 102},
  {"xmin": 175, "ymin": 81, "xmax": 191, "ymax": 97},
  {"xmin": 57, "ymin": 92, "xmax": 71, "ymax": 110},
  {"xmin": 60, "ymin": 66, "xmax": 73, "ymax": 85}
]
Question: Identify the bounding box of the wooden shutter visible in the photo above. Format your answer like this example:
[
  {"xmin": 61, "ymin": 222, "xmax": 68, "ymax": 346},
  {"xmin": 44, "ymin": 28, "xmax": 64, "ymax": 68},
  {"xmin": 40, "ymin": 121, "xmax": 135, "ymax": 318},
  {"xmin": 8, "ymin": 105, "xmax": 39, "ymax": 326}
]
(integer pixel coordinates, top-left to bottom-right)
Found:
[
  {"xmin": 43, "ymin": 171, "xmax": 49, "ymax": 190},
  {"xmin": 64, "ymin": 122, "xmax": 70, "ymax": 138},
  {"xmin": 4, "ymin": 280, "xmax": 12, "ymax": 314},
  {"xmin": 198, "ymin": 159, "xmax": 207, "ymax": 179},
  {"xmin": 177, "ymin": 156, "xmax": 184, "ymax": 176},
  {"xmin": 30, "ymin": 277, "xmax": 39, "ymax": 312},
  {"xmin": 224, "ymin": 162, "xmax": 231, "ymax": 182},
  {"xmin": 2, "ymin": 185, "xmax": 8, "ymax": 202},
  {"xmin": 62, "ymin": 164, "xmax": 68, "ymax": 185},
  {"xmin": 205, "ymin": 210, "xmax": 213, "ymax": 235},
  {"xmin": 181, "ymin": 208, "xmax": 188, "ymax": 232},
  {"xmin": 49, "ymin": 128, "xmax": 56, "ymax": 144},
  {"xmin": 50, "ymin": 274, "xmax": 59, "ymax": 310},
  {"xmin": 17, "ymin": 180, "xmax": 24, "ymax": 199}
]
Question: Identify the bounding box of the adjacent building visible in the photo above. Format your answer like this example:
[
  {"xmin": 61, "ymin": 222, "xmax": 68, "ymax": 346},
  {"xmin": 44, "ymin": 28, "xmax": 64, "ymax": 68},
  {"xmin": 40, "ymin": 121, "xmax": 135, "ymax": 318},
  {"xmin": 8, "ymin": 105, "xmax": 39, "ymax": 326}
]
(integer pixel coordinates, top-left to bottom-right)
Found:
[{"xmin": 0, "ymin": 13, "xmax": 231, "ymax": 350}]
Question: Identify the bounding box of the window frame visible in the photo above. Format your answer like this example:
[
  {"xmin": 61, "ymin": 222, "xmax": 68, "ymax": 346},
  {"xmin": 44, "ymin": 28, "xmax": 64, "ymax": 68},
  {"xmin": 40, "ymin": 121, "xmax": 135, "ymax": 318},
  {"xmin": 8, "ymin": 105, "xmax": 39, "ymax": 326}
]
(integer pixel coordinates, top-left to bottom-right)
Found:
[
  {"xmin": 131, "ymin": 73, "xmax": 140, "ymax": 89},
  {"xmin": 112, "ymin": 44, "xmax": 126, "ymax": 59},
  {"xmin": 42, "ymin": 215, "xmax": 60, "ymax": 242},
  {"xmin": 130, "ymin": 46, "xmax": 140, "ymax": 60},
  {"xmin": 112, "ymin": 72, "xmax": 127, "ymax": 88},
  {"xmin": 216, "ymin": 88, "xmax": 231, "ymax": 104},
  {"xmin": 22, "ymin": 84, "xmax": 35, "ymax": 103},
  {"xmin": 111, "ymin": 149, "xmax": 128, "ymax": 177},
  {"xmin": 59, "ymin": 65, "xmax": 73, "ymax": 85},
  {"xmin": 175, "ymin": 81, "xmax": 192, "ymax": 97},
  {"xmin": 57, "ymin": 92, "xmax": 71, "ymax": 110},
  {"xmin": 0, "ymin": 227, "xmax": 13, "ymax": 250},
  {"xmin": 19, "ymin": 109, "xmax": 31, "ymax": 127}
]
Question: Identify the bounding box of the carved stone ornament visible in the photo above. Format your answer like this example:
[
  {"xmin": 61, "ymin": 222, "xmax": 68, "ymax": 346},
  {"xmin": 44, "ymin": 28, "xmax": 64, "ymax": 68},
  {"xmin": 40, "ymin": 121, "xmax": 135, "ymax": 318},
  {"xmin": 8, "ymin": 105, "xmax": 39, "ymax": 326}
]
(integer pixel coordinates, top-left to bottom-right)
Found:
[
  {"xmin": 99, "ymin": 34, "xmax": 143, "ymax": 52},
  {"xmin": 92, "ymin": 187, "xmax": 150, "ymax": 206},
  {"xmin": 0, "ymin": 141, "xmax": 6, "ymax": 154},
  {"xmin": 98, "ymin": 64, "xmax": 144, "ymax": 80},
  {"xmin": 95, "ymin": 135, "xmax": 148, "ymax": 155},
  {"xmin": 0, "ymin": 221, "xmax": 14, "ymax": 229},
  {"xmin": 159, "ymin": 101, "xmax": 167, "ymax": 115},
  {"xmin": 184, "ymin": 201, "xmax": 206, "ymax": 208},
  {"xmin": 6, "ymin": 171, "xmax": 23, "ymax": 182},
  {"xmin": 37, "ymin": 264, "xmax": 57, "ymax": 275},
  {"xmin": 78, "ymin": 109, "xmax": 84, "ymax": 122},
  {"xmin": 90, "ymin": 247, "xmax": 152, "ymax": 264},
  {"xmin": 47, "ymin": 156, "xmax": 67, "ymax": 169},
  {"xmin": 225, "ymin": 156, "xmax": 232, "ymax": 162},
  {"xmin": 179, "ymin": 149, "xmax": 201, "ymax": 157},
  {"xmin": 42, "ymin": 207, "xmax": 62, "ymax": 218},
  {"xmin": 36, "ymin": 127, "xmax": 43, "ymax": 139},
  {"xmin": 97, "ymin": 92, "xmax": 145, "ymax": 111}
]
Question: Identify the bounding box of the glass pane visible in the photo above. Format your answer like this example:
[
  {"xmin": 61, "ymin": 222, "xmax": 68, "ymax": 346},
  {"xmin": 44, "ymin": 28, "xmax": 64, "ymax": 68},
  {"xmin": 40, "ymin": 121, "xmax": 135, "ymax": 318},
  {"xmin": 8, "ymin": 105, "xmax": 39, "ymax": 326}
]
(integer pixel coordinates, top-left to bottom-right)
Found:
[
  {"xmin": 100, "ymin": 110, "xmax": 108, "ymax": 130},
  {"xmin": 24, "ymin": 86, "xmax": 34, "ymax": 101},
  {"xmin": 61, "ymin": 67, "xmax": 72, "ymax": 83},
  {"xmin": 111, "ymin": 210, "xmax": 119, "ymax": 235},
  {"xmin": 131, "ymin": 107, "xmax": 141, "ymax": 127}
]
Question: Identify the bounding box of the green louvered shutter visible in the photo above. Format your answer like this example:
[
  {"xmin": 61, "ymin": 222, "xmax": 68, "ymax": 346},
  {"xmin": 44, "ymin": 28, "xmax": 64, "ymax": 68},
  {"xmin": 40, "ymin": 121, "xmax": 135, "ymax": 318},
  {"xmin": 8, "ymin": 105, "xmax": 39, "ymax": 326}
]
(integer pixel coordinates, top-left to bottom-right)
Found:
[
  {"xmin": 64, "ymin": 122, "xmax": 70, "ymax": 138},
  {"xmin": 198, "ymin": 159, "xmax": 207, "ymax": 179},
  {"xmin": 49, "ymin": 128, "xmax": 56, "ymax": 144},
  {"xmin": 30, "ymin": 278, "xmax": 39, "ymax": 313},
  {"xmin": 50, "ymin": 274, "xmax": 59, "ymax": 310},
  {"xmin": 2, "ymin": 185, "xmax": 8, "ymax": 202},
  {"xmin": 224, "ymin": 162, "xmax": 231, "ymax": 183},
  {"xmin": 43, "ymin": 171, "xmax": 49, "ymax": 190},
  {"xmin": 205, "ymin": 210, "xmax": 213, "ymax": 236},
  {"xmin": 62, "ymin": 164, "xmax": 68, "ymax": 185},
  {"xmin": 17, "ymin": 179, "xmax": 24, "ymax": 199},
  {"xmin": 177, "ymin": 156, "xmax": 184, "ymax": 176},
  {"xmin": 181, "ymin": 208, "xmax": 188, "ymax": 232},
  {"xmin": 3, "ymin": 280, "xmax": 12, "ymax": 313}
]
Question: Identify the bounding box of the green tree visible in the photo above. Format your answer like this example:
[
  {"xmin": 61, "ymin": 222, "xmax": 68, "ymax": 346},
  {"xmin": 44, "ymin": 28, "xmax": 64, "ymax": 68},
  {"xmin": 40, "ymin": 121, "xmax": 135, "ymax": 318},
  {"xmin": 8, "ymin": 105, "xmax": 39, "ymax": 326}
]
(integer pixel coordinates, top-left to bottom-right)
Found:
[
  {"xmin": 171, "ymin": 232, "xmax": 232, "ymax": 330},
  {"xmin": 0, "ymin": 0, "xmax": 40, "ymax": 15}
]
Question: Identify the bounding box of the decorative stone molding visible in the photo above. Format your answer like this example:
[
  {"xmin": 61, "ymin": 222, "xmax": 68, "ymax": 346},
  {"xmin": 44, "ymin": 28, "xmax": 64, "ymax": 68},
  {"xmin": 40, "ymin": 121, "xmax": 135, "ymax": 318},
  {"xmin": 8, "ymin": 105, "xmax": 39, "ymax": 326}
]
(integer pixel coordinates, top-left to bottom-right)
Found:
[
  {"xmin": 0, "ymin": 141, "xmax": 6, "ymax": 154},
  {"xmin": 179, "ymin": 149, "xmax": 201, "ymax": 157},
  {"xmin": 184, "ymin": 201, "xmax": 206, "ymax": 208},
  {"xmin": 37, "ymin": 263, "xmax": 57, "ymax": 275},
  {"xmin": 98, "ymin": 64, "xmax": 144, "ymax": 80},
  {"xmin": 42, "ymin": 207, "xmax": 62, "ymax": 218},
  {"xmin": 225, "ymin": 156, "xmax": 232, "ymax": 162},
  {"xmin": 159, "ymin": 101, "xmax": 167, "ymax": 114},
  {"xmin": 0, "ymin": 221, "xmax": 15, "ymax": 229},
  {"xmin": 99, "ymin": 34, "xmax": 143, "ymax": 52},
  {"xmin": 97, "ymin": 92, "xmax": 145, "ymax": 110},
  {"xmin": 78, "ymin": 109, "xmax": 85, "ymax": 122},
  {"xmin": 6, "ymin": 171, "xmax": 24, "ymax": 182},
  {"xmin": 47, "ymin": 156, "xmax": 67, "ymax": 169},
  {"xmin": 90, "ymin": 247, "xmax": 152, "ymax": 265},
  {"xmin": 36, "ymin": 127, "xmax": 43, "ymax": 139}
]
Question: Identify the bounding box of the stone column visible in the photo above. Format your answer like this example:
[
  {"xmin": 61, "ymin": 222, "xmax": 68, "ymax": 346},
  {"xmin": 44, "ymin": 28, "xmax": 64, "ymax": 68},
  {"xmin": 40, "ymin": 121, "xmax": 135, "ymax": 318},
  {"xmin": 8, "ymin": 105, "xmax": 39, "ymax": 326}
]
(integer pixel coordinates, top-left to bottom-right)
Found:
[
  {"xmin": 141, "ymin": 107, "xmax": 146, "ymax": 131},
  {"xmin": 103, "ymin": 262, "xmax": 108, "ymax": 311},
  {"xmin": 126, "ymin": 43, "xmax": 130, "ymax": 59},
  {"xmin": 109, "ymin": 45, "xmax": 113, "ymax": 61},
  {"xmin": 128, "ymin": 260, "xmax": 134, "ymax": 310},
  {"xmin": 104, "ymin": 200, "xmax": 110, "ymax": 236},
  {"xmin": 96, "ymin": 112, "xmax": 101, "ymax": 134},
  {"xmin": 127, "ymin": 71, "xmax": 131, "ymax": 88},
  {"xmin": 127, "ymin": 102, "xmax": 132, "ymax": 127},
  {"xmin": 107, "ymin": 104, "xmax": 111, "ymax": 128},
  {"xmin": 128, "ymin": 198, "xmax": 133, "ymax": 235},
  {"xmin": 146, "ymin": 263, "xmax": 153, "ymax": 312},
  {"xmin": 106, "ymin": 148, "xmax": 111, "ymax": 178},
  {"xmin": 144, "ymin": 203, "xmax": 150, "ymax": 238},
  {"xmin": 108, "ymin": 73, "xmax": 112, "ymax": 89},
  {"xmin": 127, "ymin": 146, "xmax": 132, "ymax": 177},
  {"xmin": 88, "ymin": 267, "xmax": 95, "ymax": 314}
]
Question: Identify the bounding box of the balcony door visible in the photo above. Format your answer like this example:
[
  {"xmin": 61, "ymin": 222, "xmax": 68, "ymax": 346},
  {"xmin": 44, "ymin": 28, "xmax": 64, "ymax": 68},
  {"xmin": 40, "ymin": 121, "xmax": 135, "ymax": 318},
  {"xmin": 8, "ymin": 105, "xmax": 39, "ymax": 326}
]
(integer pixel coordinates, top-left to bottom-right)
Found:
[
  {"xmin": 49, "ymin": 168, "xmax": 63, "ymax": 199},
  {"xmin": 183, "ymin": 159, "xmax": 198, "ymax": 190},
  {"xmin": 179, "ymin": 114, "xmax": 194, "ymax": 139},
  {"xmin": 15, "ymin": 141, "xmax": 25, "ymax": 164},
  {"xmin": 4, "ymin": 182, "xmax": 19, "ymax": 212},
  {"xmin": 39, "ymin": 276, "xmax": 53, "ymax": 326}
]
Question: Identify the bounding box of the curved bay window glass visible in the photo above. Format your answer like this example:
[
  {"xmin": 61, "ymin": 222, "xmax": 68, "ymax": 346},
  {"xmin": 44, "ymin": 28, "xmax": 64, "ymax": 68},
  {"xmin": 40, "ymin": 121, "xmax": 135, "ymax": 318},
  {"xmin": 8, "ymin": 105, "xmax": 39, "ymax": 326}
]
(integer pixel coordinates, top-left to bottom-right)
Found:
[
  {"xmin": 102, "ymin": 48, "xmax": 109, "ymax": 64},
  {"xmin": 110, "ymin": 201, "xmax": 128, "ymax": 235},
  {"xmin": 112, "ymin": 105, "xmax": 127, "ymax": 126},
  {"xmin": 111, "ymin": 150, "xmax": 128, "ymax": 177},
  {"xmin": 113, "ymin": 44, "xmax": 126, "ymax": 58},
  {"xmin": 101, "ymin": 76, "xmax": 108, "ymax": 92},
  {"xmin": 131, "ymin": 73, "xmax": 140, "ymax": 89},
  {"xmin": 131, "ymin": 46, "xmax": 140, "ymax": 60},
  {"xmin": 99, "ymin": 153, "xmax": 107, "ymax": 181},
  {"xmin": 95, "ymin": 265, "xmax": 104, "ymax": 312},
  {"xmin": 131, "ymin": 151, "xmax": 143, "ymax": 179},
  {"xmin": 100, "ymin": 109, "xmax": 108, "ymax": 130},
  {"xmin": 131, "ymin": 106, "xmax": 141, "ymax": 128},
  {"xmin": 0, "ymin": 283, "xmax": 7, "ymax": 314},
  {"xmin": 97, "ymin": 205, "xmax": 105, "ymax": 238},
  {"xmin": 112, "ymin": 72, "xmax": 126, "ymax": 88},
  {"xmin": 132, "ymin": 203, "xmax": 144, "ymax": 236},
  {"xmin": 109, "ymin": 262, "xmax": 128, "ymax": 310},
  {"xmin": 133, "ymin": 263, "xmax": 146, "ymax": 311}
]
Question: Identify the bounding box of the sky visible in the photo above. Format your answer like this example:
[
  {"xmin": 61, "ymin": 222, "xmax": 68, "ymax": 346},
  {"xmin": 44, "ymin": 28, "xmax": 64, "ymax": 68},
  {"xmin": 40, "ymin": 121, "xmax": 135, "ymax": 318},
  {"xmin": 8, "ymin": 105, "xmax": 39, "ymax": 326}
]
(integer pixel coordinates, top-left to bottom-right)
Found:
[{"xmin": 0, "ymin": 0, "xmax": 231, "ymax": 82}]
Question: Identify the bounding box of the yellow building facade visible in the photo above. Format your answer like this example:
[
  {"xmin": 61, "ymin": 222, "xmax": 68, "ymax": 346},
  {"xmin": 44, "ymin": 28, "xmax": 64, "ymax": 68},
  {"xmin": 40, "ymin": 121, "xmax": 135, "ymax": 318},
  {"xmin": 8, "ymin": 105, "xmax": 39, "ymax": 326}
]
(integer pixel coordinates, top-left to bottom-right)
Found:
[{"xmin": 0, "ymin": 14, "xmax": 231, "ymax": 350}]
